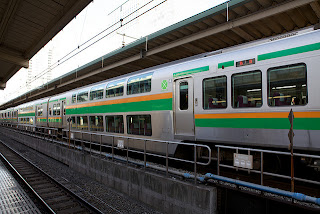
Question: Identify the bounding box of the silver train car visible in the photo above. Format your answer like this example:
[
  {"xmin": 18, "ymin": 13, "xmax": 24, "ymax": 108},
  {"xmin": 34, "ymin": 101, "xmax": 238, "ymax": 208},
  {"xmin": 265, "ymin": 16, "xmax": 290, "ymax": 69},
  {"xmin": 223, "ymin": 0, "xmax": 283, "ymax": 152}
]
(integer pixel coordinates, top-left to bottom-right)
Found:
[{"xmin": 1, "ymin": 26, "xmax": 320, "ymax": 156}]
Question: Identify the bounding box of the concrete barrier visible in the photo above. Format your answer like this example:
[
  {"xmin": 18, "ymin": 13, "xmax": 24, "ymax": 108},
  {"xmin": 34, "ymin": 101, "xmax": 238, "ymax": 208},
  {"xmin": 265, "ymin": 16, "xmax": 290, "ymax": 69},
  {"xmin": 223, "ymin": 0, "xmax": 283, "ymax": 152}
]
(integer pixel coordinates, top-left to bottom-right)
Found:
[{"xmin": 3, "ymin": 128, "xmax": 217, "ymax": 214}]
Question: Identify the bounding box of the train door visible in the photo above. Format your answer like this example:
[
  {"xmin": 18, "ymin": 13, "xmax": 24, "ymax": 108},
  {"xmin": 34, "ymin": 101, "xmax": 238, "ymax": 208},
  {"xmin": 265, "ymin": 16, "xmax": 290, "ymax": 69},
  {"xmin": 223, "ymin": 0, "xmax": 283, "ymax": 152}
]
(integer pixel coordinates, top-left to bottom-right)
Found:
[
  {"xmin": 61, "ymin": 100, "xmax": 66, "ymax": 127},
  {"xmin": 174, "ymin": 78, "xmax": 195, "ymax": 140}
]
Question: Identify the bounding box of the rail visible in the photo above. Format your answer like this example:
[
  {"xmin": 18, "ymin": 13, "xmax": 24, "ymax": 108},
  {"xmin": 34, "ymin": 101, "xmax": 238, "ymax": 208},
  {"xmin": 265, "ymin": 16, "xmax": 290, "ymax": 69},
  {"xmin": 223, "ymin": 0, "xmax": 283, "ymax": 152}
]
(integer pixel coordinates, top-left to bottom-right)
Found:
[
  {"xmin": 216, "ymin": 145, "xmax": 320, "ymax": 190},
  {"xmin": 6, "ymin": 124, "xmax": 212, "ymax": 184}
]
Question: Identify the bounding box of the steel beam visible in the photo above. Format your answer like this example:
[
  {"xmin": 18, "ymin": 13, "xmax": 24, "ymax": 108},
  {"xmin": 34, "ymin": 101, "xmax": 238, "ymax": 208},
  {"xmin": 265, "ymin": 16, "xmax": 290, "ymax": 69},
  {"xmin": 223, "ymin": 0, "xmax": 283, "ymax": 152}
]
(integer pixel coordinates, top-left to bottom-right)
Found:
[
  {"xmin": 144, "ymin": 0, "xmax": 316, "ymax": 56},
  {"xmin": 0, "ymin": 48, "xmax": 29, "ymax": 68},
  {"xmin": 0, "ymin": 0, "xmax": 21, "ymax": 43}
]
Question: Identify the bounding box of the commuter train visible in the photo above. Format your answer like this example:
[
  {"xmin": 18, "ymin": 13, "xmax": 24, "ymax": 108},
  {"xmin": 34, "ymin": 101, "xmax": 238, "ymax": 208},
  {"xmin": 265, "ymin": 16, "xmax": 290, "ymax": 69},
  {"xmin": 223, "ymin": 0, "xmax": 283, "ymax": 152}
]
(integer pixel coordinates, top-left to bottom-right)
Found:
[{"xmin": 1, "ymin": 26, "xmax": 320, "ymax": 161}]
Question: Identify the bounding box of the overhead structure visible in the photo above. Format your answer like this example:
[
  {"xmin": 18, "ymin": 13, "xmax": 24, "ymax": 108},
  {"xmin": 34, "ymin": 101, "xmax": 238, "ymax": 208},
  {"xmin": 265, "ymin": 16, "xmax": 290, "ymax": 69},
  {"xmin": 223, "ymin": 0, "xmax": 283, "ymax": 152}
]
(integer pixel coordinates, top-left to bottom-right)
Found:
[
  {"xmin": 0, "ymin": 0, "xmax": 92, "ymax": 90},
  {"xmin": 1, "ymin": 0, "xmax": 320, "ymax": 109}
]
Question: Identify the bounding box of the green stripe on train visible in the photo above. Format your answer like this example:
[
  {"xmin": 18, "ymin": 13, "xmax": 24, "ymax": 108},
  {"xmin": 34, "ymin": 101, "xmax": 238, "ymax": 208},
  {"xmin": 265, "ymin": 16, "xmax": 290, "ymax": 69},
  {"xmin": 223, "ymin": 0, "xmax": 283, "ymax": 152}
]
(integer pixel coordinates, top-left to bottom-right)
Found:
[
  {"xmin": 19, "ymin": 113, "xmax": 35, "ymax": 117},
  {"xmin": 195, "ymin": 118, "xmax": 320, "ymax": 130},
  {"xmin": 66, "ymin": 98, "xmax": 173, "ymax": 115},
  {"xmin": 48, "ymin": 118, "xmax": 62, "ymax": 122},
  {"xmin": 258, "ymin": 42, "xmax": 320, "ymax": 61},
  {"xmin": 218, "ymin": 60, "xmax": 234, "ymax": 69},
  {"xmin": 37, "ymin": 119, "xmax": 47, "ymax": 122},
  {"xmin": 173, "ymin": 66, "xmax": 209, "ymax": 78}
]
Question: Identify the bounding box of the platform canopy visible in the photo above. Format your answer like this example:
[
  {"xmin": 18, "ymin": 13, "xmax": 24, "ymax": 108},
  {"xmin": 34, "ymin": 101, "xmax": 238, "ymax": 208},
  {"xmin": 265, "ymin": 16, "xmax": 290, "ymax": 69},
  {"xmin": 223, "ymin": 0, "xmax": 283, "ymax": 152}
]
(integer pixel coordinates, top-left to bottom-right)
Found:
[
  {"xmin": 1, "ymin": 0, "xmax": 320, "ymax": 109},
  {"xmin": 0, "ymin": 0, "xmax": 92, "ymax": 90}
]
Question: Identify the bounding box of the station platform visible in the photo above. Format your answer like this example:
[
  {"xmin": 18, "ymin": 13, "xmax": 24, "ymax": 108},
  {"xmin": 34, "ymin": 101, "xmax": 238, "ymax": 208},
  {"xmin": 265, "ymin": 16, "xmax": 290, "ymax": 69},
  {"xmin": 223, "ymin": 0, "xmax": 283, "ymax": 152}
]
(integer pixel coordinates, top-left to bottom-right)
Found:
[{"xmin": 0, "ymin": 160, "xmax": 40, "ymax": 214}]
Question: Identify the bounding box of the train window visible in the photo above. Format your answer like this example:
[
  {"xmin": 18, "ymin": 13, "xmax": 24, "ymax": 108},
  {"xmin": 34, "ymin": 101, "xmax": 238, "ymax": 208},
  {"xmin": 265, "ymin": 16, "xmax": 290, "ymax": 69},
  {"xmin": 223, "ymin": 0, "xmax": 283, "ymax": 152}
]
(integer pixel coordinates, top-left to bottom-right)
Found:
[
  {"xmin": 53, "ymin": 104, "xmax": 59, "ymax": 115},
  {"xmin": 78, "ymin": 92, "xmax": 88, "ymax": 102},
  {"xmin": 72, "ymin": 94, "xmax": 76, "ymax": 103},
  {"xmin": 127, "ymin": 72, "xmax": 153, "ymax": 95},
  {"xmin": 106, "ymin": 115, "xmax": 124, "ymax": 133},
  {"xmin": 30, "ymin": 118, "xmax": 33, "ymax": 125},
  {"xmin": 71, "ymin": 116, "xmax": 76, "ymax": 129},
  {"xmin": 106, "ymin": 80, "xmax": 124, "ymax": 98},
  {"xmin": 90, "ymin": 85, "xmax": 104, "ymax": 100},
  {"xmin": 49, "ymin": 108, "xmax": 52, "ymax": 116},
  {"xmin": 77, "ymin": 91, "xmax": 89, "ymax": 103},
  {"xmin": 180, "ymin": 82, "xmax": 188, "ymax": 110},
  {"xmin": 56, "ymin": 103, "xmax": 61, "ymax": 115},
  {"xmin": 127, "ymin": 115, "xmax": 152, "ymax": 136},
  {"xmin": 76, "ymin": 116, "xmax": 88, "ymax": 130},
  {"xmin": 268, "ymin": 64, "xmax": 307, "ymax": 106},
  {"xmin": 89, "ymin": 116, "xmax": 104, "ymax": 132},
  {"xmin": 203, "ymin": 76, "xmax": 227, "ymax": 109},
  {"xmin": 37, "ymin": 106, "xmax": 43, "ymax": 116},
  {"xmin": 232, "ymin": 70, "xmax": 262, "ymax": 108}
]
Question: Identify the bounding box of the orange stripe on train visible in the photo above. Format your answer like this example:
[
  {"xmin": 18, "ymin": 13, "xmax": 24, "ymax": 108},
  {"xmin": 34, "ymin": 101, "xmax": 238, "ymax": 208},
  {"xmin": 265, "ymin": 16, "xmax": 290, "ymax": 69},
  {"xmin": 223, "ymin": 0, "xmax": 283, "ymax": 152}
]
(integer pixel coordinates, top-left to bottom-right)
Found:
[
  {"xmin": 195, "ymin": 111, "xmax": 320, "ymax": 119},
  {"xmin": 66, "ymin": 92, "xmax": 172, "ymax": 109}
]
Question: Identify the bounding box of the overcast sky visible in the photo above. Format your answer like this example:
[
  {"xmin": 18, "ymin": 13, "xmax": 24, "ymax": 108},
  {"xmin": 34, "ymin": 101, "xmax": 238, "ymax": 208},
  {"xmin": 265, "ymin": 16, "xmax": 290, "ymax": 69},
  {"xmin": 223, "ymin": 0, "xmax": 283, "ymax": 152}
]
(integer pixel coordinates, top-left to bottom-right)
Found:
[{"xmin": 0, "ymin": 0, "xmax": 228, "ymax": 105}]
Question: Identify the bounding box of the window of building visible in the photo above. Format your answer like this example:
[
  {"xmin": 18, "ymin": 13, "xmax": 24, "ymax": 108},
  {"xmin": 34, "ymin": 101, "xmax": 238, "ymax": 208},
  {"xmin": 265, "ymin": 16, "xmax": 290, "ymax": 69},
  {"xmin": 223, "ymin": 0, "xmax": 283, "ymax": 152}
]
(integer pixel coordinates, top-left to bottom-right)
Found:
[
  {"xmin": 106, "ymin": 80, "xmax": 124, "ymax": 98},
  {"xmin": 76, "ymin": 116, "xmax": 88, "ymax": 130},
  {"xmin": 127, "ymin": 115, "xmax": 152, "ymax": 136},
  {"xmin": 89, "ymin": 116, "xmax": 104, "ymax": 132},
  {"xmin": 203, "ymin": 76, "xmax": 227, "ymax": 109},
  {"xmin": 127, "ymin": 72, "xmax": 153, "ymax": 95},
  {"xmin": 232, "ymin": 70, "xmax": 262, "ymax": 108},
  {"xmin": 72, "ymin": 94, "xmax": 76, "ymax": 103},
  {"xmin": 90, "ymin": 85, "xmax": 104, "ymax": 100},
  {"xmin": 77, "ymin": 91, "xmax": 88, "ymax": 103},
  {"xmin": 268, "ymin": 64, "xmax": 307, "ymax": 106},
  {"xmin": 180, "ymin": 82, "xmax": 188, "ymax": 110},
  {"xmin": 106, "ymin": 115, "xmax": 124, "ymax": 133}
]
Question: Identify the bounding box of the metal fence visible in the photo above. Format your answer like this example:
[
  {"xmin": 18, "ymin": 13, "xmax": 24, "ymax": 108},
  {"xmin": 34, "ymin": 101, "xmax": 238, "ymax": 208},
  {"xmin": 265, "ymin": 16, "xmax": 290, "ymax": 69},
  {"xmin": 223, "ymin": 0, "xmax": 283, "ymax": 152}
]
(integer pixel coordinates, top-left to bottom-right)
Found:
[
  {"xmin": 3, "ymin": 124, "xmax": 212, "ymax": 184},
  {"xmin": 216, "ymin": 145, "xmax": 320, "ymax": 190}
]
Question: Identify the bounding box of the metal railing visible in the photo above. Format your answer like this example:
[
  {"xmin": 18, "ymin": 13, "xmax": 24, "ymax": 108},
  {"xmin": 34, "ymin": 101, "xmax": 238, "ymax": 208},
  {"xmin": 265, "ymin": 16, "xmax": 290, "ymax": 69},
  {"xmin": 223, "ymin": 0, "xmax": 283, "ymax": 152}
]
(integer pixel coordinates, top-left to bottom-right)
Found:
[
  {"xmin": 216, "ymin": 145, "xmax": 320, "ymax": 190},
  {"xmin": 1, "ymin": 124, "xmax": 212, "ymax": 184},
  {"xmin": 62, "ymin": 129, "xmax": 212, "ymax": 184}
]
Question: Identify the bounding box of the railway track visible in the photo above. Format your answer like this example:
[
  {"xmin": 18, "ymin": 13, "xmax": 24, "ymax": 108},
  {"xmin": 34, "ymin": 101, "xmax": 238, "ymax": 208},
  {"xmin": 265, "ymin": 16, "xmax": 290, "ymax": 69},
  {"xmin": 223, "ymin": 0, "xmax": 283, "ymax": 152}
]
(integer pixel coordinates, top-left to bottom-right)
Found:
[{"xmin": 0, "ymin": 140, "xmax": 103, "ymax": 214}]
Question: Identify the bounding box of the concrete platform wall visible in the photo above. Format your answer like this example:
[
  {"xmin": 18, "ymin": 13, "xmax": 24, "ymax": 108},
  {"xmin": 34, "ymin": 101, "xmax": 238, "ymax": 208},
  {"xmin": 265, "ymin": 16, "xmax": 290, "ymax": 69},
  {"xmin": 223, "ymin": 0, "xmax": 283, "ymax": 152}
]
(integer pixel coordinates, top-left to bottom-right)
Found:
[{"xmin": 4, "ymin": 129, "xmax": 217, "ymax": 214}]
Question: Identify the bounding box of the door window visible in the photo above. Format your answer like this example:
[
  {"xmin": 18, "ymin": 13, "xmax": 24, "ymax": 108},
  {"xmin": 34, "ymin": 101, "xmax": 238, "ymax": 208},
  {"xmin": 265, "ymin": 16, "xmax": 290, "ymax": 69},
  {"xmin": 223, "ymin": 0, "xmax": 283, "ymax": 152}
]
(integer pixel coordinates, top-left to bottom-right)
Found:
[{"xmin": 179, "ymin": 82, "xmax": 188, "ymax": 110}]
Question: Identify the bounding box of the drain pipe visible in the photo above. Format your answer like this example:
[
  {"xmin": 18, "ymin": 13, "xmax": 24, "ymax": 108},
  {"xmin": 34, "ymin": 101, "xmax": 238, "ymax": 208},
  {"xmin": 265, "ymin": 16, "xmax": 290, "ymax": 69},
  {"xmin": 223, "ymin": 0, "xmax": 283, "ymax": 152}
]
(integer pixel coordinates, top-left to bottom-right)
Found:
[{"xmin": 205, "ymin": 173, "xmax": 320, "ymax": 206}]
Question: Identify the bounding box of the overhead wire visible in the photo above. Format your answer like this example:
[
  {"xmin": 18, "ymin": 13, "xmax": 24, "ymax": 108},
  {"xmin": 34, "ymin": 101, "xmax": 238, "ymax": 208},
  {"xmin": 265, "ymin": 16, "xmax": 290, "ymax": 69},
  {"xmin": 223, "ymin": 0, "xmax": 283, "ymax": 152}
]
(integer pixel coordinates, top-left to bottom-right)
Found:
[{"xmin": 28, "ymin": 0, "xmax": 166, "ymax": 86}]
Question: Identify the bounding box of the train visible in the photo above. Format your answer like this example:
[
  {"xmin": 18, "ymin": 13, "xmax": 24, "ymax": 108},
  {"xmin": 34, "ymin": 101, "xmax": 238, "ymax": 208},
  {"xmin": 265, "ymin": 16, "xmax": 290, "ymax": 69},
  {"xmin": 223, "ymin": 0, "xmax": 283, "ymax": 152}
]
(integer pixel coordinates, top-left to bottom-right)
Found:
[{"xmin": 1, "ymin": 26, "xmax": 320, "ymax": 164}]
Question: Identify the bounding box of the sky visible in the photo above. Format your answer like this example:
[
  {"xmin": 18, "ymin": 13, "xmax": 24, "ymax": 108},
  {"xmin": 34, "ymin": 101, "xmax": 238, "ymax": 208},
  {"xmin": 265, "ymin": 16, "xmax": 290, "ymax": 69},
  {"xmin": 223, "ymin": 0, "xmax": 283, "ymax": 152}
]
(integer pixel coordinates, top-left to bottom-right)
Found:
[{"xmin": 0, "ymin": 0, "xmax": 228, "ymax": 105}]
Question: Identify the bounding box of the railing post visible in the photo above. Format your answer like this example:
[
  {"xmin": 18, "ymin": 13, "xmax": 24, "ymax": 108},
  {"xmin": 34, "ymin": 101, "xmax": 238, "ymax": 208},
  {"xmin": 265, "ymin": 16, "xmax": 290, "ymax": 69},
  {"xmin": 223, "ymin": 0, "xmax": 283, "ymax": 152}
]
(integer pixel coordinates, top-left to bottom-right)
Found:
[
  {"xmin": 261, "ymin": 151, "xmax": 264, "ymax": 186},
  {"xmin": 100, "ymin": 135, "xmax": 102, "ymax": 158},
  {"xmin": 248, "ymin": 149, "xmax": 250, "ymax": 174},
  {"xmin": 112, "ymin": 136, "xmax": 114, "ymax": 161},
  {"xmin": 166, "ymin": 142, "xmax": 169, "ymax": 178},
  {"xmin": 194, "ymin": 145, "xmax": 197, "ymax": 184},
  {"xmin": 217, "ymin": 147, "xmax": 220, "ymax": 176},
  {"xmin": 90, "ymin": 134, "xmax": 92, "ymax": 155},
  {"xmin": 126, "ymin": 138, "xmax": 129, "ymax": 165},
  {"xmin": 81, "ymin": 132, "xmax": 84, "ymax": 153},
  {"xmin": 73, "ymin": 132, "xmax": 75, "ymax": 149},
  {"xmin": 236, "ymin": 147, "xmax": 239, "ymax": 172},
  {"xmin": 144, "ymin": 140, "xmax": 146, "ymax": 170}
]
